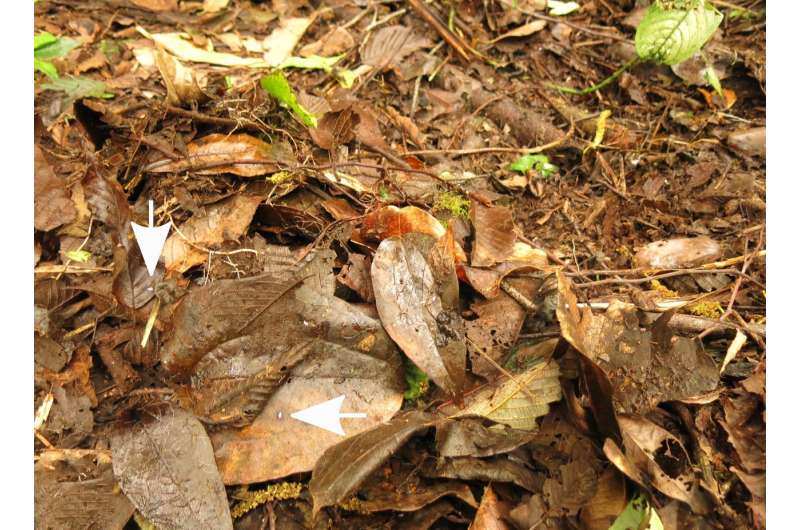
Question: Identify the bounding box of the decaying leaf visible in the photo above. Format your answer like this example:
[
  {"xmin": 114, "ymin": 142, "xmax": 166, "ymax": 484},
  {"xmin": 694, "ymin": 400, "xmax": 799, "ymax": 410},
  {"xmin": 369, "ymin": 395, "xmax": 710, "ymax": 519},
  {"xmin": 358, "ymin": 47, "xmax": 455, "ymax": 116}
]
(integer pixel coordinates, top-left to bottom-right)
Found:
[
  {"xmin": 361, "ymin": 25, "xmax": 432, "ymax": 71},
  {"xmin": 444, "ymin": 359, "xmax": 561, "ymax": 430},
  {"xmin": 357, "ymin": 475, "xmax": 478, "ymax": 513},
  {"xmin": 362, "ymin": 205, "xmax": 445, "ymax": 241},
  {"xmin": 81, "ymin": 167, "xmax": 132, "ymax": 247},
  {"xmin": 489, "ymin": 20, "xmax": 548, "ymax": 44},
  {"xmin": 470, "ymin": 486, "xmax": 511, "ymax": 530},
  {"xmin": 110, "ymin": 406, "xmax": 234, "ymax": 530},
  {"xmin": 162, "ymin": 248, "xmax": 404, "ymax": 483},
  {"xmin": 147, "ymin": 133, "xmax": 292, "ymax": 176},
  {"xmin": 435, "ymin": 418, "xmax": 536, "ymax": 458},
  {"xmin": 471, "ymin": 203, "xmax": 517, "ymax": 267},
  {"xmin": 428, "ymin": 456, "xmax": 543, "ymax": 492},
  {"xmin": 35, "ymin": 145, "xmax": 76, "ymax": 231},
  {"xmin": 162, "ymin": 193, "xmax": 263, "ymax": 273},
  {"xmin": 556, "ymin": 271, "xmax": 718, "ymax": 414},
  {"xmin": 371, "ymin": 233, "xmax": 467, "ymax": 397},
  {"xmin": 604, "ymin": 415, "xmax": 712, "ymax": 514},
  {"xmin": 310, "ymin": 411, "xmax": 438, "ymax": 513},
  {"xmin": 300, "ymin": 26, "xmax": 355, "ymax": 57},
  {"xmin": 35, "ymin": 450, "xmax": 134, "ymax": 530},
  {"xmin": 579, "ymin": 467, "xmax": 628, "ymax": 530}
]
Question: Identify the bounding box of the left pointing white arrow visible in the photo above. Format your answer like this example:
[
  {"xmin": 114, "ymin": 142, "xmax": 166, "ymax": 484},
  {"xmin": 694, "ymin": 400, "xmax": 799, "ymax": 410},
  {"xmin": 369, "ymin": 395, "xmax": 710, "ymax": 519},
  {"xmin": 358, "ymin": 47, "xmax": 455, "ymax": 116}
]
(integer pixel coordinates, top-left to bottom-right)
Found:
[
  {"xmin": 131, "ymin": 200, "xmax": 171, "ymax": 276},
  {"xmin": 290, "ymin": 395, "xmax": 367, "ymax": 436}
]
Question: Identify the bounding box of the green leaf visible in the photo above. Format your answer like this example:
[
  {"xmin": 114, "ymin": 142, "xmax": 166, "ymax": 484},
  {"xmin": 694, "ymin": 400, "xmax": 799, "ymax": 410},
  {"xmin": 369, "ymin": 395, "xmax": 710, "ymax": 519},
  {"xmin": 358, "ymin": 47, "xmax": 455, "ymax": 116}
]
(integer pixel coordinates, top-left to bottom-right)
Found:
[
  {"xmin": 334, "ymin": 69, "xmax": 357, "ymax": 88},
  {"xmin": 34, "ymin": 32, "xmax": 57, "ymax": 50},
  {"xmin": 704, "ymin": 62, "xmax": 723, "ymax": 98},
  {"xmin": 260, "ymin": 72, "xmax": 317, "ymax": 128},
  {"xmin": 547, "ymin": 0, "xmax": 580, "ymax": 16},
  {"xmin": 65, "ymin": 250, "xmax": 91, "ymax": 263},
  {"xmin": 34, "ymin": 34, "xmax": 80, "ymax": 60},
  {"xmin": 41, "ymin": 77, "xmax": 114, "ymax": 100},
  {"xmin": 278, "ymin": 54, "xmax": 344, "ymax": 72},
  {"xmin": 34, "ymin": 58, "xmax": 59, "ymax": 79},
  {"xmin": 609, "ymin": 494, "xmax": 664, "ymax": 530},
  {"xmin": 508, "ymin": 154, "xmax": 557, "ymax": 178},
  {"xmin": 403, "ymin": 357, "xmax": 429, "ymax": 401},
  {"xmin": 635, "ymin": 1, "xmax": 723, "ymax": 65}
]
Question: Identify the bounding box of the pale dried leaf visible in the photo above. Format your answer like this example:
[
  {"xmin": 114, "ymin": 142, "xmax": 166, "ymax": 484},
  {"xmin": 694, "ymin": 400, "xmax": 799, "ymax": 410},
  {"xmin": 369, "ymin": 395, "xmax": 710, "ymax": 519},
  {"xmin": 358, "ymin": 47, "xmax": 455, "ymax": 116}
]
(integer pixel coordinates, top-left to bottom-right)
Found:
[
  {"xmin": 361, "ymin": 25, "xmax": 432, "ymax": 70},
  {"xmin": 110, "ymin": 407, "xmax": 233, "ymax": 530},
  {"xmin": 634, "ymin": 236, "xmax": 722, "ymax": 269},
  {"xmin": 153, "ymin": 48, "xmax": 206, "ymax": 106},
  {"xmin": 139, "ymin": 27, "xmax": 267, "ymax": 67},
  {"xmin": 263, "ymin": 17, "xmax": 313, "ymax": 67},
  {"xmin": 446, "ymin": 360, "xmax": 561, "ymax": 430}
]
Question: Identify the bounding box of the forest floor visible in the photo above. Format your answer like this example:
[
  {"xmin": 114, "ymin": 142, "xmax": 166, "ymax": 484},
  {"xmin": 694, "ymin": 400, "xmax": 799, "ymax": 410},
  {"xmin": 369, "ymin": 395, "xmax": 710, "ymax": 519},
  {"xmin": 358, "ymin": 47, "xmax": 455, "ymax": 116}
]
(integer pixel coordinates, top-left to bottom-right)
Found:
[{"xmin": 34, "ymin": 1, "xmax": 766, "ymax": 529}]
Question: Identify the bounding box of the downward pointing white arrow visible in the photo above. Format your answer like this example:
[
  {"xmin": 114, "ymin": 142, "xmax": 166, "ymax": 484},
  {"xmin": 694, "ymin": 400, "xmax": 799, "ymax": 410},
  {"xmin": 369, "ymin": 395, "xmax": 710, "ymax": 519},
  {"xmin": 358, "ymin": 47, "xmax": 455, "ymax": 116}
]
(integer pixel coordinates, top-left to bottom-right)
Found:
[
  {"xmin": 290, "ymin": 395, "xmax": 367, "ymax": 436},
  {"xmin": 131, "ymin": 200, "xmax": 171, "ymax": 276}
]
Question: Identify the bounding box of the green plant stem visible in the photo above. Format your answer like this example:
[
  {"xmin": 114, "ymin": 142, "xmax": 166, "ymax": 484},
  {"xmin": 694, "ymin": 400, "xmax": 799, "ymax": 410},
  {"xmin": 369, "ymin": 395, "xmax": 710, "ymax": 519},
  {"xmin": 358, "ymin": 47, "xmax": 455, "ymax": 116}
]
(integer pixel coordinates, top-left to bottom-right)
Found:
[{"xmin": 548, "ymin": 57, "xmax": 640, "ymax": 95}]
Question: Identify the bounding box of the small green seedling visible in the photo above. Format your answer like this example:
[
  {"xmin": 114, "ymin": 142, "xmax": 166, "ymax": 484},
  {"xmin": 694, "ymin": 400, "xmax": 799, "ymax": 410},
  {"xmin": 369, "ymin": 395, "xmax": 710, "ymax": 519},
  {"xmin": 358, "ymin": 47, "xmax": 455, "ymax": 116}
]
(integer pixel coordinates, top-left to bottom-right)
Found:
[
  {"xmin": 41, "ymin": 77, "xmax": 113, "ymax": 100},
  {"xmin": 509, "ymin": 154, "xmax": 557, "ymax": 178},
  {"xmin": 553, "ymin": 0, "xmax": 723, "ymax": 95},
  {"xmin": 35, "ymin": 32, "xmax": 80, "ymax": 79},
  {"xmin": 403, "ymin": 357, "xmax": 430, "ymax": 401},
  {"xmin": 260, "ymin": 72, "xmax": 317, "ymax": 127}
]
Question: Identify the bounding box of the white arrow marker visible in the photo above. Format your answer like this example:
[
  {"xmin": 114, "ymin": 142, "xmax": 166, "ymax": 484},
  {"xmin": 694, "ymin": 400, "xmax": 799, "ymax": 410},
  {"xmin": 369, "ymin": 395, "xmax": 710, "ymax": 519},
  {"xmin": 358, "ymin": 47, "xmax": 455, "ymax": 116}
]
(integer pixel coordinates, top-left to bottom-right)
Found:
[
  {"xmin": 290, "ymin": 395, "xmax": 367, "ymax": 436},
  {"xmin": 131, "ymin": 200, "xmax": 171, "ymax": 276}
]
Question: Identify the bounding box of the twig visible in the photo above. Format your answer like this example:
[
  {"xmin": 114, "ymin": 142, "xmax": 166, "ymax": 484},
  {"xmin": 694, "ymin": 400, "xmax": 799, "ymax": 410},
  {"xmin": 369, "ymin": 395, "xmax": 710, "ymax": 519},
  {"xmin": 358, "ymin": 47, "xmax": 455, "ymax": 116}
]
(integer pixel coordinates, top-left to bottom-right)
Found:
[{"xmin": 406, "ymin": 0, "xmax": 472, "ymax": 61}]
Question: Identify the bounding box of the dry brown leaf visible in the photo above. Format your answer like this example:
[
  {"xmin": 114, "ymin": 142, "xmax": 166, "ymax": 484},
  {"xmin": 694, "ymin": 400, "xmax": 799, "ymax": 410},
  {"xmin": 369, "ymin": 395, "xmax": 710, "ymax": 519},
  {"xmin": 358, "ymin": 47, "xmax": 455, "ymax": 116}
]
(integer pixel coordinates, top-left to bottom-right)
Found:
[
  {"xmin": 579, "ymin": 467, "xmax": 627, "ymax": 530},
  {"xmin": 111, "ymin": 406, "xmax": 233, "ymax": 529},
  {"xmin": 35, "ymin": 450, "xmax": 134, "ymax": 530},
  {"xmin": 35, "ymin": 146, "xmax": 76, "ymax": 231},
  {"xmin": 358, "ymin": 477, "xmax": 477, "ymax": 513},
  {"xmin": 310, "ymin": 411, "xmax": 437, "ymax": 513},
  {"xmin": 471, "ymin": 203, "xmax": 516, "ymax": 267},
  {"xmin": 362, "ymin": 205, "xmax": 445, "ymax": 240},
  {"xmin": 361, "ymin": 25, "xmax": 432, "ymax": 71},
  {"xmin": 147, "ymin": 133, "xmax": 292, "ymax": 176},
  {"xmin": 470, "ymin": 486, "xmax": 512, "ymax": 530},
  {"xmin": 436, "ymin": 418, "xmax": 536, "ymax": 458},
  {"xmin": 428, "ymin": 457, "xmax": 542, "ymax": 492},
  {"xmin": 162, "ymin": 249, "xmax": 404, "ymax": 484},
  {"xmin": 605, "ymin": 415, "xmax": 712, "ymax": 514},
  {"xmin": 153, "ymin": 48, "xmax": 206, "ymax": 106},
  {"xmin": 489, "ymin": 20, "xmax": 547, "ymax": 44},
  {"xmin": 162, "ymin": 194, "xmax": 263, "ymax": 273},
  {"xmin": 300, "ymin": 26, "xmax": 355, "ymax": 57},
  {"xmin": 130, "ymin": 0, "xmax": 176, "ymax": 11},
  {"xmin": 556, "ymin": 271, "xmax": 718, "ymax": 414},
  {"xmin": 371, "ymin": 233, "xmax": 466, "ymax": 397}
]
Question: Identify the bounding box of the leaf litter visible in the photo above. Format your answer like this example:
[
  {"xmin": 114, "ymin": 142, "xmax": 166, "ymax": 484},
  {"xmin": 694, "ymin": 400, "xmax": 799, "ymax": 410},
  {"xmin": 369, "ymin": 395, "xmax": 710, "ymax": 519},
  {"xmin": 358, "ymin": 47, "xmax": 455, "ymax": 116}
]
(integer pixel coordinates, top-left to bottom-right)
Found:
[{"xmin": 34, "ymin": 0, "xmax": 766, "ymax": 528}]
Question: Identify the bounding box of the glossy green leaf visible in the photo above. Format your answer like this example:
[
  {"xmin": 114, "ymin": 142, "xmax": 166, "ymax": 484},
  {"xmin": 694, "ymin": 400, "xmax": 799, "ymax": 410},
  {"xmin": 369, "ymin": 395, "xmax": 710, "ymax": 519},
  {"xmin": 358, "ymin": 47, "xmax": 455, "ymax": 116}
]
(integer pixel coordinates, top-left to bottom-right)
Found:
[
  {"xmin": 635, "ymin": 1, "xmax": 723, "ymax": 65},
  {"xmin": 260, "ymin": 72, "xmax": 317, "ymax": 127},
  {"xmin": 42, "ymin": 77, "xmax": 114, "ymax": 100},
  {"xmin": 609, "ymin": 494, "xmax": 664, "ymax": 530},
  {"xmin": 34, "ymin": 32, "xmax": 57, "ymax": 50}
]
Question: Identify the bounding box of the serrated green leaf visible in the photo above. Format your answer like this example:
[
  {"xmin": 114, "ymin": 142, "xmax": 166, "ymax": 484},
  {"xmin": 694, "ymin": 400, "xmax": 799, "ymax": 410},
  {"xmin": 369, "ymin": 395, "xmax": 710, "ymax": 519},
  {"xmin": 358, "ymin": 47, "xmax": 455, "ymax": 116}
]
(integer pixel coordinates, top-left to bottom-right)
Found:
[
  {"xmin": 278, "ymin": 54, "xmax": 344, "ymax": 72},
  {"xmin": 65, "ymin": 250, "xmax": 91, "ymax": 263},
  {"xmin": 34, "ymin": 34, "xmax": 80, "ymax": 60},
  {"xmin": 508, "ymin": 154, "xmax": 557, "ymax": 177},
  {"xmin": 547, "ymin": 0, "xmax": 580, "ymax": 16},
  {"xmin": 635, "ymin": 2, "xmax": 723, "ymax": 65},
  {"xmin": 260, "ymin": 72, "xmax": 317, "ymax": 128},
  {"xmin": 41, "ymin": 77, "xmax": 114, "ymax": 100},
  {"xmin": 34, "ymin": 58, "xmax": 59, "ymax": 79},
  {"xmin": 610, "ymin": 494, "xmax": 664, "ymax": 530}
]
